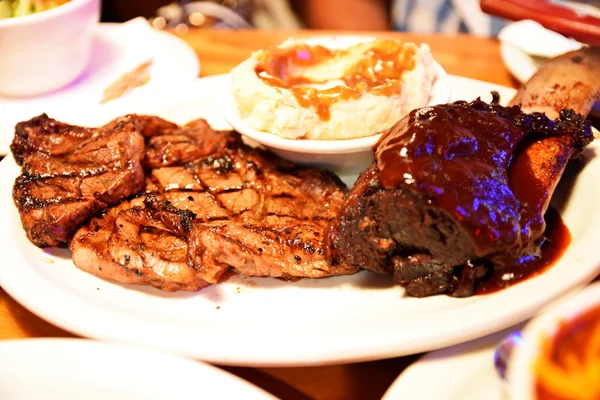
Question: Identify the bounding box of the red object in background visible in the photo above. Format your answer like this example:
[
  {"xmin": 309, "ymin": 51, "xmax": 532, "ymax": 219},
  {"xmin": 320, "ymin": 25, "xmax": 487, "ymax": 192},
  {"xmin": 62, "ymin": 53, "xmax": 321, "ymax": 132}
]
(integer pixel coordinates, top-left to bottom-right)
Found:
[{"xmin": 480, "ymin": 0, "xmax": 600, "ymax": 45}]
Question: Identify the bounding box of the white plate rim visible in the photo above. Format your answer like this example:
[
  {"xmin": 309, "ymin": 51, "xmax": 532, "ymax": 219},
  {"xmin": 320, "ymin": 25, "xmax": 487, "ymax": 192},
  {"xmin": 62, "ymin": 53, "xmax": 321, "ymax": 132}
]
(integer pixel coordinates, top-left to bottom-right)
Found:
[
  {"xmin": 1, "ymin": 75, "xmax": 600, "ymax": 367},
  {"xmin": 0, "ymin": 338, "xmax": 275, "ymax": 399}
]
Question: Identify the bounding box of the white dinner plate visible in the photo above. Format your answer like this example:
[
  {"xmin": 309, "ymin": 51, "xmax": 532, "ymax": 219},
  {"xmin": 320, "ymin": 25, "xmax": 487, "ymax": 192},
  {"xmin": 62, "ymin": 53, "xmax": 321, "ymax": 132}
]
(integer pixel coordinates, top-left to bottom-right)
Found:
[
  {"xmin": 1, "ymin": 75, "xmax": 600, "ymax": 367},
  {"xmin": 0, "ymin": 339, "xmax": 275, "ymax": 399},
  {"xmin": 0, "ymin": 18, "xmax": 200, "ymax": 155},
  {"xmin": 382, "ymin": 325, "xmax": 524, "ymax": 400}
]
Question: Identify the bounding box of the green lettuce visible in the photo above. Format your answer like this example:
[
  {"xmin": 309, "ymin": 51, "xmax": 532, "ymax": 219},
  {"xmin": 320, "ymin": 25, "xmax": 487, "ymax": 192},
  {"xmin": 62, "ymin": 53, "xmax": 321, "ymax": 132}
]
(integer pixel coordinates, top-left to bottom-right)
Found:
[
  {"xmin": 0, "ymin": 0, "xmax": 13, "ymax": 18},
  {"xmin": 0, "ymin": 0, "xmax": 64, "ymax": 19}
]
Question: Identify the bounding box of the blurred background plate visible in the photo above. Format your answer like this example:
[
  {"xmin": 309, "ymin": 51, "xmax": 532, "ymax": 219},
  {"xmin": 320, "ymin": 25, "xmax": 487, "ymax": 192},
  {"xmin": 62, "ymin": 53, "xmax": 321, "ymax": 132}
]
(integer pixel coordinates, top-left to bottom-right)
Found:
[
  {"xmin": 0, "ymin": 17, "xmax": 199, "ymax": 156},
  {"xmin": 0, "ymin": 339, "xmax": 275, "ymax": 400},
  {"xmin": 498, "ymin": 15, "xmax": 600, "ymax": 115},
  {"xmin": 382, "ymin": 326, "xmax": 521, "ymax": 400},
  {"xmin": 494, "ymin": 0, "xmax": 600, "ymax": 83}
]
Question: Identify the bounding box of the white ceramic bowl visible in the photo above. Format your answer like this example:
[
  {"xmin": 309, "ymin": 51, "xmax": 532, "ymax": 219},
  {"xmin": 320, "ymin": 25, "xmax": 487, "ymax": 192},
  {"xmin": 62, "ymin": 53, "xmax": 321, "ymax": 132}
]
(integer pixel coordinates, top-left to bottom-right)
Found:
[
  {"xmin": 508, "ymin": 281, "xmax": 600, "ymax": 400},
  {"xmin": 223, "ymin": 36, "xmax": 452, "ymax": 176},
  {"xmin": 0, "ymin": 0, "xmax": 100, "ymax": 97}
]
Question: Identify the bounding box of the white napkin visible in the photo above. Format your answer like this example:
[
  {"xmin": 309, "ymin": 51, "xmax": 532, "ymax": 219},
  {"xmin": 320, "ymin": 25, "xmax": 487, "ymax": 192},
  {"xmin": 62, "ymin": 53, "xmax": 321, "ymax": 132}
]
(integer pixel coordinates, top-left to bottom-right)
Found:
[{"xmin": 498, "ymin": 19, "xmax": 583, "ymax": 58}]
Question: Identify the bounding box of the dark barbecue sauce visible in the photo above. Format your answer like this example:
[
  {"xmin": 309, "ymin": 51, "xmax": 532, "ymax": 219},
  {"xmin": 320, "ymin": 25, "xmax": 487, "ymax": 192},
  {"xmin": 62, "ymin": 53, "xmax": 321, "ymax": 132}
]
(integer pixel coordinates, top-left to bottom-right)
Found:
[
  {"xmin": 254, "ymin": 40, "xmax": 417, "ymax": 121},
  {"xmin": 475, "ymin": 207, "xmax": 571, "ymax": 295},
  {"xmin": 375, "ymin": 96, "xmax": 590, "ymax": 295}
]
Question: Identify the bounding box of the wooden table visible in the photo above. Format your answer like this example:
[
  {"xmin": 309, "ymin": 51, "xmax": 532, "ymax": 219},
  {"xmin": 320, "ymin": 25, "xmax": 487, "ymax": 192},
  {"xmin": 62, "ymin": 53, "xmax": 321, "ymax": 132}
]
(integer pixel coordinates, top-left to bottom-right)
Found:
[{"xmin": 0, "ymin": 30, "xmax": 519, "ymax": 400}]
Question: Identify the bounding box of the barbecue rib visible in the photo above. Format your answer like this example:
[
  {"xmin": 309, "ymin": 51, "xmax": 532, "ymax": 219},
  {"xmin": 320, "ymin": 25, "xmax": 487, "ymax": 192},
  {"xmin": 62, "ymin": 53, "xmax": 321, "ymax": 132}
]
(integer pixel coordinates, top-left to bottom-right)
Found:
[
  {"xmin": 327, "ymin": 48, "xmax": 600, "ymax": 297},
  {"xmin": 61, "ymin": 118, "xmax": 357, "ymax": 290}
]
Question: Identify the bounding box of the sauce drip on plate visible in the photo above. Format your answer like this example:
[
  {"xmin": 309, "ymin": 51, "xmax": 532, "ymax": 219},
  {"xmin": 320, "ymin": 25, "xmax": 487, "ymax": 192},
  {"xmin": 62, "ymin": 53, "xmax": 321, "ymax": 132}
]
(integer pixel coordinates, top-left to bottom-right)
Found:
[
  {"xmin": 255, "ymin": 40, "xmax": 417, "ymax": 120},
  {"xmin": 475, "ymin": 207, "xmax": 570, "ymax": 294}
]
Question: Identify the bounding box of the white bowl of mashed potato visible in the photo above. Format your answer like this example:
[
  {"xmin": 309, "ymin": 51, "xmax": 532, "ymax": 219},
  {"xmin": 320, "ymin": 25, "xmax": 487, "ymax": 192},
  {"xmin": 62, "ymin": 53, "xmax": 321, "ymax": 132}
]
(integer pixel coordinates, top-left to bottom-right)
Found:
[
  {"xmin": 0, "ymin": 0, "xmax": 100, "ymax": 97},
  {"xmin": 224, "ymin": 36, "xmax": 451, "ymax": 177}
]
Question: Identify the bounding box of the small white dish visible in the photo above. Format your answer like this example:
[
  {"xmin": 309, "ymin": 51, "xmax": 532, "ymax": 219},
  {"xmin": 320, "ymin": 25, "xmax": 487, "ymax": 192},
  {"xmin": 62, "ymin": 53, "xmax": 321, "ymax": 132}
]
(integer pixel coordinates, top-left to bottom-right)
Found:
[
  {"xmin": 508, "ymin": 281, "xmax": 600, "ymax": 400},
  {"xmin": 223, "ymin": 36, "xmax": 452, "ymax": 175},
  {"xmin": 385, "ymin": 283, "xmax": 600, "ymax": 400},
  {"xmin": 0, "ymin": 17, "xmax": 200, "ymax": 155},
  {"xmin": 0, "ymin": 339, "xmax": 275, "ymax": 399},
  {"xmin": 0, "ymin": 0, "xmax": 100, "ymax": 97},
  {"xmin": 383, "ymin": 324, "xmax": 524, "ymax": 399}
]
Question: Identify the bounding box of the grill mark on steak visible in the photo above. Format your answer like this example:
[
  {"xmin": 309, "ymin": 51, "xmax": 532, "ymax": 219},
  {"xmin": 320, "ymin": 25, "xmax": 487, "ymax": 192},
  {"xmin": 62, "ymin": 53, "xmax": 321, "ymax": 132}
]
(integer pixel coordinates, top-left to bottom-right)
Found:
[
  {"xmin": 179, "ymin": 137, "xmax": 356, "ymax": 283},
  {"xmin": 189, "ymin": 219, "xmax": 345, "ymax": 283},
  {"xmin": 142, "ymin": 194, "xmax": 197, "ymax": 234}
]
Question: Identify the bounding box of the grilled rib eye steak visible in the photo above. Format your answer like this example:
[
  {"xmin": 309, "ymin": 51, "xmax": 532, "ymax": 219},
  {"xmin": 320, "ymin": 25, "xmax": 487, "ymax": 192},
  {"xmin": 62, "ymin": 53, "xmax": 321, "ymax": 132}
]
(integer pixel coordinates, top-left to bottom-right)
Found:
[
  {"xmin": 70, "ymin": 194, "xmax": 210, "ymax": 291},
  {"xmin": 185, "ymin": 152, "xmax": 354, "ymax": 283},
  {"xmin": 12, "ymin": 114, "xmax": 146, "ymax": 247},
  {"xmin": 12, "ymin": 114, "xmax": 357, "ymax": 290},
  {"xmin": 327, "ymin": 48, "xmax": 600, "ymax": 297},
  {"xmin": 11, "ymin": 114, "xmax": 241, "ymax": 249}
]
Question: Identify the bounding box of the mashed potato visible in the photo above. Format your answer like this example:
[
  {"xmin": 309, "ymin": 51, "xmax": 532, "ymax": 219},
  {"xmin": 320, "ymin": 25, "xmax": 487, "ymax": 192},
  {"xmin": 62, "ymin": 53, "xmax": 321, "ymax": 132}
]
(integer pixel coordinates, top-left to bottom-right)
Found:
[{"xmin": 230, "ymin": 38, "xmax": 436, "ymax": 140}]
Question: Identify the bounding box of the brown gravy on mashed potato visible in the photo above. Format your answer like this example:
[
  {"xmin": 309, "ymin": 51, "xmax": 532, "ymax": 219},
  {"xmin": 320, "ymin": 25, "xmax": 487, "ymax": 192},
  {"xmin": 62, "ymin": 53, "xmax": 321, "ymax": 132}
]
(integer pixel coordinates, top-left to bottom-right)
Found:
[
  {"xmin": 230, "ymin": 38, "xmax": 435, "ymax": 140},
  {"xmin": 254, "ymin": 40, "xmax": 418, "ymax": 121}
]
